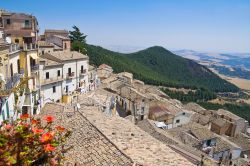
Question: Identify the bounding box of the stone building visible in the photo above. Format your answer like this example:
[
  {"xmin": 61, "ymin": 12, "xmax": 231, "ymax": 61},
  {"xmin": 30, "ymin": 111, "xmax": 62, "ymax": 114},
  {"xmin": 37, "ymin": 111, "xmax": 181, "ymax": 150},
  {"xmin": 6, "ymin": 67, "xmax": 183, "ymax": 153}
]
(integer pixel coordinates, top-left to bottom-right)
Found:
[
  {"xmin": 97, "ymin": 64, "xmax": 113, "ymax": 80},
  {"xmin": 44, "ymin": 29, "xmax": 71, "ymax": 51},
  {"xmin": 0, "ymin": 10, "xmax": 38, "ymax": 48},
  {"xmin": 148, "ymin": 101, "xmax": 191, "ymax": 129},
  {"xmin": 186, "ymin": 102, "xmax": 248, "ymax": 137},
  {"xmin": 168, "ymin": 122, "xmax": 242, "ymax": 162}
]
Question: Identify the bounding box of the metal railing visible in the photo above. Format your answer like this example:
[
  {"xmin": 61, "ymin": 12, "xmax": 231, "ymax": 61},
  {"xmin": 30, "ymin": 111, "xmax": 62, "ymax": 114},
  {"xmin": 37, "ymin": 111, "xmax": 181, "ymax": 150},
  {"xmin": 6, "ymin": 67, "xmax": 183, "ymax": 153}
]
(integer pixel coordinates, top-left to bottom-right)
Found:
[
  {"xmin": 79, "ymin": 69, "xmax": 87, "ymax": 76},
  {"xmin": 66, "ymin": 72, "xmax": 75, "ymax": 79},
  {"xmin": 41, "ymin": 77, "xmax": 63, "ymax": 85},
  {"xmin": 5, "ymin": 73, "xmax": 22, "ymax": 90},
  {"xmin": 31, "ymin": 64, "xmax": 39, "ymax": 72},
  {"xmin": 23, "ymin": 43, "xmax": 37, "ymax": 51}
]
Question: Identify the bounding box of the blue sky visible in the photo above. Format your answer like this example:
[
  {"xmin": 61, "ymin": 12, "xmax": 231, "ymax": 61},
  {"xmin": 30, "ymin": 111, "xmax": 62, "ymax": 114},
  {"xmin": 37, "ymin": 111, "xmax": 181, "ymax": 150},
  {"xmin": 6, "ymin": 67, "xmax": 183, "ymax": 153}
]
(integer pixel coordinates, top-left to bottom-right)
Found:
[{"xmin": 1, "ymin": 0, "xmax": 250, "ymax": 52}]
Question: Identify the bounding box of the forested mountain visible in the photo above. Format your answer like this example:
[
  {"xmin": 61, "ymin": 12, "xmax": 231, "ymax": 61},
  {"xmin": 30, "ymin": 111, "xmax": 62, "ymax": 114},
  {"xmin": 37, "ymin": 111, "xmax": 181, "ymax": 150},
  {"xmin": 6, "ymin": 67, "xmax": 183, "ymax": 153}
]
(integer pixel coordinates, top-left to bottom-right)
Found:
[{"xmin": 86, "ymin": 44, "xmax": 239, "ymax": 92}]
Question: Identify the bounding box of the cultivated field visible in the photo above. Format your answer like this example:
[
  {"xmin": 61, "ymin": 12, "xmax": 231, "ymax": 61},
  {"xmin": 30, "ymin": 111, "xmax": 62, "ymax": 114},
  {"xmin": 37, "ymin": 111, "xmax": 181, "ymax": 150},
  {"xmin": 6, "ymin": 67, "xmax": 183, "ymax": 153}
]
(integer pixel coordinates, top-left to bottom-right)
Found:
[{"xmin": 210, "ymin": 68, "xmax": 250, "ymax": 91}]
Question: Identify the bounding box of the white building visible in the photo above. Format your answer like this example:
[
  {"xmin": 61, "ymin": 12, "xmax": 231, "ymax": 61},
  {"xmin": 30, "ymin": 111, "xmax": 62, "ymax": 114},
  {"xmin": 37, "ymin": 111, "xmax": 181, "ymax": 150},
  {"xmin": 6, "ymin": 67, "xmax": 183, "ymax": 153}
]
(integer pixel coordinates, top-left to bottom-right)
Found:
[
  {"xmin": 39, "ymin": 56, "xmax": 63, "ymax": 106},
  {"xmin": 0, "ymin": 42, "xmax": 23, "ymax": 124},
  {"xmin": 38, "ymin": 51, "xmax": 89, "ymax": 105},
  {"xmin": 50, "ymin": 51, "xmax": 89, "ymax": 94}
]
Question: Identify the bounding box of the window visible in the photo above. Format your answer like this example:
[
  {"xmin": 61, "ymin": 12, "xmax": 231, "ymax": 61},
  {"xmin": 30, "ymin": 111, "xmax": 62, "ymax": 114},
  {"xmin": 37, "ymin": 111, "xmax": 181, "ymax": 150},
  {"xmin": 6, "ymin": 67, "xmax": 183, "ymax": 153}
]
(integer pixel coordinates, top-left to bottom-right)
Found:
[
  {"xmin": 46, "ymin": 72, "xmax": 49, "ymax": 79},
  {"xmin": 66, "ymin": 86, "xmax": 69, "ymax": 93},
  {"xmin": 10, "ymin": 63, "xmax": 13, "ymax": 77},
  {"xmin": 6, "ymin": 19, "xmax": 10, "ymax": 25},
  {"xmin": 24, "ymin": 20, "xmax": 30, "ymax": 27},
  {"xmin": 64, "ymin": 43, "xmax": 67, "ymax": 50},
  {"xmin": 15, "ymin": 39, "xmax": 19, "ymax": 43},
  {"xmin": 57, "ymin": 70, "xmax": 60, "ymax": 77},
  {"xmin": 42, "ymin": 50, "xmax": 44, "ymax": 55},
  {"xmin": 53, "ymin": 86, "xmax": 56, "ymax": 93},
  {"xmin": 176, "ymin": 119, "xmax": 180, "ymax": 123},
  {"xmin": 68, "ymin": 68, "xmax": 71, "ymax": 74},
  {"xmin": 81, "ymin": 65, "xmax": 84, "ymax": 73}
]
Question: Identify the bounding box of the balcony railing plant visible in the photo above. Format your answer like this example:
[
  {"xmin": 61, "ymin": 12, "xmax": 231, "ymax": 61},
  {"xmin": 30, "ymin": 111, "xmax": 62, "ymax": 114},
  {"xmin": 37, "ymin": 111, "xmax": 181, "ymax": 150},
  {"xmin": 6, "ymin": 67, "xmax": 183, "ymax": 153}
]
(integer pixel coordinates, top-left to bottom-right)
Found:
[
  {"xmin": 79, "ymin": 69, "xmax": 87, "ymax": 76},
  {"xmin": 23, "ymin": 43, "xmax": 37, "ymax": 51},
  {"xmin": 41, "ymin": 77, "xmax": 63, "ymax": 85},
  {"xmin": 66, "ymin": 72, "xmax": 75, "ymax": 79}
]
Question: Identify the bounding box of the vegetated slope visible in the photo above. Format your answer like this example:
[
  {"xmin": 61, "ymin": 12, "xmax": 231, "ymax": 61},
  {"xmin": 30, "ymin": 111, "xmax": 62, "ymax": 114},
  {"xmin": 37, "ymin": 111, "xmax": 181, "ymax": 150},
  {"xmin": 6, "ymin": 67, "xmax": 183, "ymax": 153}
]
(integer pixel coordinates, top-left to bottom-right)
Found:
[
  {"xmin": 126, "ymin": 46, "xmax": 239, "ymax": 92},
  {"xmin": 86, "ymin": 44, "xmax": 166, "ymax": 84},
  {"xmin": 86, "ymin": 44, "xmax": 239, "ymax": 92}
]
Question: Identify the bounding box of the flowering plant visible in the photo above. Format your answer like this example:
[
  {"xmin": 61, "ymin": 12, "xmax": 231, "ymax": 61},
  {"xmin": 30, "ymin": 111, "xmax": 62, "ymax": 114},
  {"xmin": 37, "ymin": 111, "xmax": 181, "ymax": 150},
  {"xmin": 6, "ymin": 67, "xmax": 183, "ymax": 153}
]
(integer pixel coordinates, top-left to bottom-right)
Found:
[{"xmin": 0, "ymin": 114, "xmax": 71, "ymax": 165}]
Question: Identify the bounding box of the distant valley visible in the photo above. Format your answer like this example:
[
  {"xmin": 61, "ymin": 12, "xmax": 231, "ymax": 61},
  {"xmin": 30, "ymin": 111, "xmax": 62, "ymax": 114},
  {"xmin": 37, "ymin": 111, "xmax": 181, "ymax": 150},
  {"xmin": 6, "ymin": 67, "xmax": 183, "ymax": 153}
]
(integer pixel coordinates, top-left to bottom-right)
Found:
[{"xmin": 173, "ymin": 49, "xmax": 250, "ymax": 81}]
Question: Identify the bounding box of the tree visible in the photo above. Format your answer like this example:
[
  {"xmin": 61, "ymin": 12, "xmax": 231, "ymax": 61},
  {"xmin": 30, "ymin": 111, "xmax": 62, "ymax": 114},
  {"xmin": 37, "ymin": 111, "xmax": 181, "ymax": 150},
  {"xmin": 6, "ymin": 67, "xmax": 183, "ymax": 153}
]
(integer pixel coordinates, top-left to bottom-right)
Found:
[
  {"xmin": 69, "ymin": 25, "xmax": 87, "ymax": 43},
  {"xmin": 69, "ymin": 26, "xmax": 87, "ymax": 54}
]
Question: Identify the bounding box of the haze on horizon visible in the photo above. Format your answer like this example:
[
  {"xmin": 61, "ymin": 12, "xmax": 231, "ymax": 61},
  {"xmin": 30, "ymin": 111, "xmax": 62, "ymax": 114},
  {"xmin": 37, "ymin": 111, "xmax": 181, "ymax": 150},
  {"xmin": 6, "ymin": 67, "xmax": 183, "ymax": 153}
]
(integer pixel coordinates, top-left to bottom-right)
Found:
[{"xmin": 1, "ymin": 0, "xmax": 250, "ymax": 53}]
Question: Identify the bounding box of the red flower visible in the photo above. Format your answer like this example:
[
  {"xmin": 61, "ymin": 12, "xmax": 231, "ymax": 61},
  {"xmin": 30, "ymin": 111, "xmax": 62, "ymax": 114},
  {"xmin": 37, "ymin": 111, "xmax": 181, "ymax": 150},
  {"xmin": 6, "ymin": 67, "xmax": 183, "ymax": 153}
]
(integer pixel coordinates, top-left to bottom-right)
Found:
[
  {"xmin": 55, "ymin": 126, "xmax": 65, "ymax": 132},
  {"xmin": 44, "ymin": 116, "xmax": 54, "ymax": 123},
  {"xmin": 31, "ymin": 119, "xmax": 38, "ymax": 125},
  {"xmin": 20, "ymin": 114, "xmax": 29, "ymax": 120},
  {"xmin": 44, "ymin": 144, "xmax": 55, "ymax": 152},
  {"xmin": 5, "ymin": 124, "xmax": 12, "ymax": 130},
  {"xmin": 41, "ymin": 132, "xmax": 54, "ymax": 143},
  {"xmin": 32, "ymin": 128, "xmax": 44, "ymax": 134}
]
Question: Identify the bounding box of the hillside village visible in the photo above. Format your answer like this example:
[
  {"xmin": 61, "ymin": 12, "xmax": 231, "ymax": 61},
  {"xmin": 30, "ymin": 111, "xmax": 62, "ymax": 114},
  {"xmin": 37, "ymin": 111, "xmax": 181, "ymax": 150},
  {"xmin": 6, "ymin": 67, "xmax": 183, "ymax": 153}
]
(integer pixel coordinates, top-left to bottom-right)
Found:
[{"xmin": 1, "ymin": 9, "xmax": 250, "ymax": 166}]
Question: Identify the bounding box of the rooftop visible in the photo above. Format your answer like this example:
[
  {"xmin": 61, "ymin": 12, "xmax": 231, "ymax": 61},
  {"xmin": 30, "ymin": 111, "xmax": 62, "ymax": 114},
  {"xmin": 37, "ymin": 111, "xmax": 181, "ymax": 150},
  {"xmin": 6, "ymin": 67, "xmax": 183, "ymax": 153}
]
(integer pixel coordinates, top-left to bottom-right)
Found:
[
  {"xmin": 229, "ymin": 133, "xmax": 250, "ymax": 151},
  {"xmin": 149, "ymin": 101, "xmax": 182, "ymax": 117},
  {"xmin": 217, "ymin": 109, "xmax": 242, "ymax": 121},
  {"xmin": 1, "ymin": 12, "xmax": 37, "ymax": 20},
  {"xmin": 37, "ymin": 41, "xmax": 54, "ymax": 47},
  {"xmin": 211, "ymin": 118, "xmax": 228, "ymax": 127},
  {"xmin": 45, "ymin": 29, "xmax": 69, "ymax": 34},
  {"xmin": 52, "ymin": 34, "xmax": 70, "ymax": 40},
  {"xmin": 184, "ymin": 102, "xmax": 206, "ymax": 114},
  {"xmin": 78, "ymin": 104, "xmax": 193, "ymax": 165},
  {"xmin": 188, "ymin": 128, "xmax": 215, "ymax": 141},
  {"xmin": 39, "ymin": 103, "xmax": 134, "ymax": 165},
  {"xmin": 46, "ymin": 51, "xmax": 88, "ymax": 62},
  {"xmin": 98, "ymin": 63, "xmax": 112, "ymax": 70},
  {"xmin": 39, "ymin": 56, "xmax": 62, "ymax": 67}
]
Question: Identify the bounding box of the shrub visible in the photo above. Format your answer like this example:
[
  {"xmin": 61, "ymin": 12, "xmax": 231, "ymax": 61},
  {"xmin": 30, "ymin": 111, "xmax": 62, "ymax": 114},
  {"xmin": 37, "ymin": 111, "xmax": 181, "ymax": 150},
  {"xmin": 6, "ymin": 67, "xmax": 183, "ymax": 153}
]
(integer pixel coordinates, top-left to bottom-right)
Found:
[{"xmin": 0, "ymin": 114, "xmax": 71, "ymax": 165}]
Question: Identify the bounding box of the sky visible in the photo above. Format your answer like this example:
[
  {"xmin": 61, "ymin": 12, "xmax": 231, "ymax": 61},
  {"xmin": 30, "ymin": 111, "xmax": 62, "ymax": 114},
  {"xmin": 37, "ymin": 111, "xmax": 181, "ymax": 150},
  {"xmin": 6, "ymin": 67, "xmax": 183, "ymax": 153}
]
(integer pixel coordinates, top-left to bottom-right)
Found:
[{"xmin": 1, "ymin": 0, "xmax": 250, "ymax": 53}]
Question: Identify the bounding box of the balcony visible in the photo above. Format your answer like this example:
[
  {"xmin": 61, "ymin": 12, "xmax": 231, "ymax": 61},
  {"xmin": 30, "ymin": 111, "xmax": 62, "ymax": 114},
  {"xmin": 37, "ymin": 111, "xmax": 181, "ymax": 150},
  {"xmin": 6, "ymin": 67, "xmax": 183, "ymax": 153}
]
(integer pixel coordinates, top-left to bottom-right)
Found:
[
  {"xmin": 41, "ymin": 77, "xmax": 63, "ymax": 86},
  {"xmin": 5, "ymin": 73, "xmax": 22, "ymax": 90},
  {"xmin": 79, "ymin": 69, "xmax": 87, "ymax": 76},
  {"xmin": 66, "ymin": 72, "xmax": 75, "ymax": 79},
  {"xmin": 9, "ymin": 44, "xmax": 20, "ymax": 53},
  {"xmin": 23, "ymin": 43, "xmax": 37, "ymax": 51}
]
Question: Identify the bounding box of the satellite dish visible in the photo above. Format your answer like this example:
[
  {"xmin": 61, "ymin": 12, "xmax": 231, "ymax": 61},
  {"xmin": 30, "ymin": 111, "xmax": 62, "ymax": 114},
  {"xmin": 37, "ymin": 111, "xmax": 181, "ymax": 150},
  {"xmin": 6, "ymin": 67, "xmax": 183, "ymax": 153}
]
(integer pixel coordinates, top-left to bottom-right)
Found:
[{"xmin": 6, "ymin": 37, "xmax": 11, "ymax": 44}]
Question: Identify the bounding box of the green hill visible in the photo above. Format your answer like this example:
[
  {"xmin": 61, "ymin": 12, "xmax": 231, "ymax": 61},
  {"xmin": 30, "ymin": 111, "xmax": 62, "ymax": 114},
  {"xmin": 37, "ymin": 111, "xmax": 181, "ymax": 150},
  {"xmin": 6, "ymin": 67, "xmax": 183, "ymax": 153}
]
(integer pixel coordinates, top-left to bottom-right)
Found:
[{"xmin": 86, "ymin": 44, "xmax": 239, "ymax": 92}]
